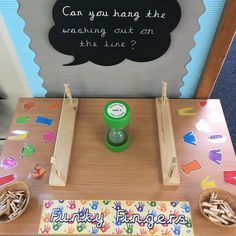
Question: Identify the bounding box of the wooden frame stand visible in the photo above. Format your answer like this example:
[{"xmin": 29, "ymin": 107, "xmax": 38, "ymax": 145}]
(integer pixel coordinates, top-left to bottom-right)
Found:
[
  {"xmin": 49, "ymin": 84, "xmax": 78, "ymax": 186},
  {"xmin": 156, "ymin": 82, "xmax": 180, "ymax": 186}
]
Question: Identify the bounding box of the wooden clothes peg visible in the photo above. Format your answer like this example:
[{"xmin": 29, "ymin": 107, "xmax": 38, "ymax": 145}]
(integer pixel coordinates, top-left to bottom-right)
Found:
[
  {"xmin": 161, "ymin": 81, "xmax": 167, "ymax": 105},
  {"xmin": 64, "ymin": 83, "xmax": 73, "ymax": 105}
]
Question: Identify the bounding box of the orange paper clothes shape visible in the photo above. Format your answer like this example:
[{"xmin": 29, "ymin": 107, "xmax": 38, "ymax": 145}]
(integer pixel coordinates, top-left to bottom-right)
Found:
[
  {"xmin": 181, "ymin": 160, "xmax": 201, "ymax": 175},
  {"xmin": 39, "ymin": 200, "xmax": 194, "ymax": 235}
]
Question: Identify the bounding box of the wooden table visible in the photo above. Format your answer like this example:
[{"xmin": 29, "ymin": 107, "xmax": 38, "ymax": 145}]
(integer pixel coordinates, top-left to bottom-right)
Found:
[{"xmin": 0, "ymin": 98, "xmax": 235, "ymax": 235}]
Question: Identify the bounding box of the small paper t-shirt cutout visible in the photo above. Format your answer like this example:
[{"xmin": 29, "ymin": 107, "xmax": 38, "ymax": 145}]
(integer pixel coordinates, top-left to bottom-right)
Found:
[
  {"xmin": 1, "ymin": 156, "xmax": 18, "ymax": 170},
  {"xmin": 35, "ymin": 116, "xmax": 53, "ymax": 126},
  {"xmin": 183, "ymin": 131, "xmax": 197, "ymax": 145},
  {"xmin": 224, "ymin": 171, "xmax": 236, "ymax": 185},
  {"xmin": 21, "ymin": 144, "xmax": 36, "ymax": 157},
  {"xmin": 16, "ymin": 116, "xmax": 31, "ymax": 124}
]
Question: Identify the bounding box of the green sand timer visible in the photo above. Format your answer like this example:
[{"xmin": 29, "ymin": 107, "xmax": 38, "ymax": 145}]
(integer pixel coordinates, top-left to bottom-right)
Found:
[{"xmin": 103, "ymin": 100, "xmax": 130, "ymax": 152}]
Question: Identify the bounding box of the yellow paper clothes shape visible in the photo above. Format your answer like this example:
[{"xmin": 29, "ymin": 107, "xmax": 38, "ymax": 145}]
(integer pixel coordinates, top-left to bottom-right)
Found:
[
  {"xmin": 38, "ymin": 200, "xmax": 195, "ymax": 235},
  {"xmin": 177, "ymin": 107, "xmax": 196, "ymax": 116},
  {"xmin": 201, "ymin": 176, "xmax": 217, "ymax": 190},
  {"xmin": 8, "ymin": 130, "xmax": 30, "ymax": 140}
]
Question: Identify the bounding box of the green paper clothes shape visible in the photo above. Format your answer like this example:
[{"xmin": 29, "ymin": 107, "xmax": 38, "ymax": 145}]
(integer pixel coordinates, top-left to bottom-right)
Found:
[
  {"xmin": 16, "ymin": 116, "xmax": 31, "ymax": 125},
  {"xmin": 21, "ymin": 144, "xmax": 36, "ymax": 158}
]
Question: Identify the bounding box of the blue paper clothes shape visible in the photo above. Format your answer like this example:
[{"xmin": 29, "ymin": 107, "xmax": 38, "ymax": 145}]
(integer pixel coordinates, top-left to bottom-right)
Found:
[
  {"xmin": 35, "ymin": 116, "xmax": 53, "ymax": 126},
  {"xmin": 183, "ymin": 131, "xmax": 197, "ymax": 145},
  {"xmin": 209, "ymin": 149, "xmax": 222, "ymax": 165}
]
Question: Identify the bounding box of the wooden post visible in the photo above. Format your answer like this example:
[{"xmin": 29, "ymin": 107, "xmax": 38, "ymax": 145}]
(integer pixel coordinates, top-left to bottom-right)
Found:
[
  {"xmin": 156, "ymin": 82, "xmax": 180, "ymax": 186},
  {"xmin": 49, "ymin": 84, "xmax": 78, "ymax": 186}
]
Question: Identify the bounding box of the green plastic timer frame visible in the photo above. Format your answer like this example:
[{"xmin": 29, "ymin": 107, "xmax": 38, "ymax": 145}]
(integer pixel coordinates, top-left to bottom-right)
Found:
[{"xmin": 103, "ymin": 100, "xmax": 130, "ymax": 152}]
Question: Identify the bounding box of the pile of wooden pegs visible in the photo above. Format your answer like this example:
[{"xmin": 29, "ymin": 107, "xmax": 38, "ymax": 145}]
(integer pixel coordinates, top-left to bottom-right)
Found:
[
  {"xmin": 202, "ymin": 192, "xmax": 236, "ymax": 225},
  {"xmin": 0, "ymin": 190, "xmax": 28, "ymax": 221}
]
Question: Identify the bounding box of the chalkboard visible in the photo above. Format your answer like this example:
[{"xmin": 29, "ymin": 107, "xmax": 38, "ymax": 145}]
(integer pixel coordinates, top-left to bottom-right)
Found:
[{"xmin": 49, "ymin": 0, "xmax": 181, "ymax": 66}]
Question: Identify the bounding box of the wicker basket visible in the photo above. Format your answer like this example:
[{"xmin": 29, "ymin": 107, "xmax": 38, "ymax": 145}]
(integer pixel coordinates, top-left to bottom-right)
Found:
[
  {"xmin": 0, "ymin": 181, "xmax": 30, "ymax": 223},
  {"xmin": 199, "ymin": 188, "xmax": 236, "ymax": 227}
]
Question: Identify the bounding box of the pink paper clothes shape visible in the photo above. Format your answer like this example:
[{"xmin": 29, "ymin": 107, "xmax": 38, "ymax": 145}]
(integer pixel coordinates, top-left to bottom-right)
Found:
[
  {"xmin": 0, "ymin": 156, "xmax": 18, "ymax": 170},
  {"xmin": 224, "ymin": 171, "xmax": 236, "ymax": 185},
  {"xmin": 43, "ymin": 131, "xmax": 56, "ymax": 144},
  {"xmin": 208, "ymin": 149, "xmax": 222, "ymax": 165}
]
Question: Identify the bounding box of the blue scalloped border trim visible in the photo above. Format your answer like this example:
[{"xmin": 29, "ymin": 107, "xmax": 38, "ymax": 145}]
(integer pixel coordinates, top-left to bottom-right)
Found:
[
  {"xmin": 0, "ymin": 0, "xmax": 226, "ymax": 98},
  {"xmin": 180, "ymin": 0, "xmax": 226, "ymax": 98},
  {"xmin": 0, "ymin": 0, "xmax": 46, "ymax": 97}
]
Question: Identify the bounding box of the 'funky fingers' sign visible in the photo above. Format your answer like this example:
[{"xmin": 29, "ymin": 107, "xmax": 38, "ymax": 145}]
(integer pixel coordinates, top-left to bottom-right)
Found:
[
  {"xmin": 49, "ymin": 0, "xmax": 181, "ymax": 66},
  {"xmin": 39, "ymin": 200, "xmax": 194, "ymax": 235}
]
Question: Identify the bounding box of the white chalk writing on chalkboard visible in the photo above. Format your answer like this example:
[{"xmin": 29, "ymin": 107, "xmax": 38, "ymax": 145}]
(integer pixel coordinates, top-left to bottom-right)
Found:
[{"xmin": 49, "ymin": 0, "xmax": 181, "ymax": 66}]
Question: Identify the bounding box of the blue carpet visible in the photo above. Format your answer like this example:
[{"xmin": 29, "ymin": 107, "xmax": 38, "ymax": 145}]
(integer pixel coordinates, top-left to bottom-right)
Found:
[{"xmin": 210, "ymin": 35, "xmax": 236, "ymax": 152}]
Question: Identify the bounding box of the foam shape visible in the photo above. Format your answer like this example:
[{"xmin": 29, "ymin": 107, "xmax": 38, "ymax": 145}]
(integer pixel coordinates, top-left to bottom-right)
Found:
[
  {"xmin": 181, "ymin": 160, "xmax": 201, "ymax": 175},
  {"xmin": 224, "ymin": 171, "xmax": 236, "ymax": 185},
  {"xmin": 207, "ymin": 135, "xmax": 226, "ymax": 144},
  {"xmin": 183, "ymin": 131, "xmax": 197, "ymax": 145},
  {"xmin": 1, "ymin": 156, "xmax": 18, "ymax": 170},
  {"xmin": 177, "ymin": 107, "xmax": 196, "ymax": 116},
  {"xmin": 201, "ymin": 176, "xmax": 217, "ymax": 190},
  {"xmin": 35, "ymin": 116, "xmax": 53, "ymax": 126},
  {"xmin": 196, "ymin": 119, "xmax": 211, "ymax": 132},
  {"xmin": 209, "ymin": 149, "xmax": 222, "ymax": 165},
  {"xmin": 43, "ymin": 131, "xmax": 56, "ymax": 143},
  {"xmin": 0, "ymin": 174, "xmax": 17, "ymax": 187},
  {"xmin": 16, "ymin": 116, "xmax": 31, "ymax": 124},
  {"xmin": 23, "ymin": 101, "xmax": 35, "ymax": 111},
  {"xmin": 21, "ymin": 143, "xmax": 36, "ymax": 157}
]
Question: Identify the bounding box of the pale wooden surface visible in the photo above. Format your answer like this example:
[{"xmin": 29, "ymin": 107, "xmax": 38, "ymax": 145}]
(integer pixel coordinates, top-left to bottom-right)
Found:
[{"xmin": 0, "ymin": 98, "xmax": 235, "ymax": 236}]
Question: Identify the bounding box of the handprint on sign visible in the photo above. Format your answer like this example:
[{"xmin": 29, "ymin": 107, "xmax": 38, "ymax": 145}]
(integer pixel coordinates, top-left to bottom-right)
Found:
[
  {"xmin": 65, "ymin": 226, "xmax": 75, "ymax": 234},
  {"xmin": 181, "ymin": 203, "xmax": 190, "ymax": 213},
  {"xmin": 124, "ymin": 223, "xmax": 134, "ymax": 234},
  {"xmin": 102, "ymin": 208, "xmax": 111, "ymax": 217},
  {"xmin": 115, "ymin": 228, "xmax": 123, "ymax": 234},
  {"xmin": 53, "ymin": 222, "xmax": 63, "ymax": 231},
  {"xmin": 67, "ymin": 200, "xmax": 76, "ymax": 209},
  {"xmin": 125, "ymin": 200, "xmax": 134, "ymax": 206},
  {"xmin": 77, "ymin": 223, "xmax": 86, "ymax": 232},
  {"xmin": 148, "ymin": 209, "xmax": 157, "ymax": 217},
  {"xmin": 126, "ymin": 209, "xmax": 134, "ymax": 219},
  {"xmin": 100, "ymin": 222, "xmax": 110, "ymax": 233},
  {"xmin": 44, "ymin": 200, "xmax": 54, "ymax": 209},
  {"xmin": 170, "ymin": 210, "xmax": 180, "ymax": 219},
  {"xmin": 140, "ymin": 229, "xmax": 147, "ymax": 235},
  {"xmin": 78, "ymin": 207, "xmax": 87, "ymax": 217},
  {"xmin": 113, "ymin": 216, "xmax": 123, "ymax": 226},
  {"xmin": 138, "ymin": 216, "xmax": 145, "ymax": 227},
  {"xmin": 40, "ymin": 225, "xmax": 51, "ymax": 234},
  {"xmin": 149, "ymin": 226, "xmax": 159, "ymax": 235},
  {"xmin": 80, "ymin": 200, "xmax": 89, "ymax": 205},
  {"xmin": 68, "ymin": 214, "xmax": 74, "ymax": 224},
  {"xmin": 90, "ymin": 200, "xmax": 99, "ymax": 210},
  {"xmin": 103, "ymin": 200, "xmax": 111, "ymax": 205},
  {"xmin": 90, "ymin": 226, "xmax": 99, "ymax": 234},
  {"xmin": 172, "ymin": 224, "xmax": 181, "ymax": 235},
  {"xmin": 42, "ymin": 213, "xmax": 51, "ymax": 223},
  {"xmin": 185, "ymin": 217, "xmax": 192, "ymax": 228},
  {"xmin": 161, "ymin": 217, "xmax": 169, "ymax": 227},
  {"xmin": 147, "ymin": 201, "xmax": 157, "ymax": 207},
  {"xmin": 135, "ymin": 202, "xmax": 145, "ymax": 212},
  {"xmin": 161, "ymin": 229, "xmax": 172, "ymax": 236},
  {"xmin": 113, "ymin": 201, "xmax": 122, "ymax": 211},
  {"xmin": 157, "ymin": 202, "xmax": 167, "ymax": 212}
]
